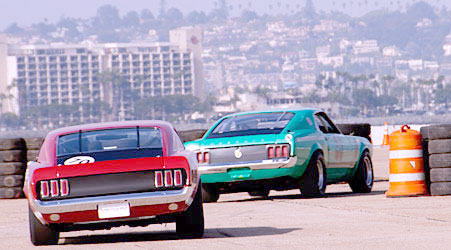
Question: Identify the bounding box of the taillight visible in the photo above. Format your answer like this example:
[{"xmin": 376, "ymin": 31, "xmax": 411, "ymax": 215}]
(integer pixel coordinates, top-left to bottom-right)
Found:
[
  {"xmin": 50, "ymin": 180, "xmax": 59, "ymax": 197},
  {"xmin": 155, "ymin": 171, "xmax": 164, "ymax": 188},
  {"xmin": 197, "ymin": 151, "xmax": 210, "ymax": 164},
  {"xmin": 267, "ymin": 145, "xmax": 289, "ymax": 159},
  {"xmin": 267, "ymin": 147, "xmax": 274, "ymax": 159},
  {"xmin": 174, "ymin": 169, "xmax": 183, "ymax": 186},
  {"xmin": 155, "ymin": 169, "xmax": 185, "ymax": 188},
  {"xmin": 204, "ymin": 152, "xmax": 210, "ymax": 164},
  {"xmin": 164, "ymin": 170, "xmax": 173, "ymax": 187},
  {"xmin": 275, "ymin": 146, "xmax": 282, "ymax": 158},
  {"xmin": 60, "ymin": 179, "xmax": 69, "ymax": 196},
  {"xmin": 282, "ymin": 145, "xmax": 289, "ymax": 158},
  {"xmin": 39, "ymin": 179, "xmax": 70, "ymax": 199},
  {"xmin": 40, "ymin": 181, "xmax": 49, "ymax": 198}
]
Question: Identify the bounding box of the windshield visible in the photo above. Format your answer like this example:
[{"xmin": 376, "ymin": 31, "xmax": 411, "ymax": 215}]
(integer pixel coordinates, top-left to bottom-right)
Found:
[
  {"xmin": 207, "ymin": 112, "xmax": 294, "ymax": 139},
  {"xmin": 57, "ymin": 127, "xmax": 162, "ymax": 156}
]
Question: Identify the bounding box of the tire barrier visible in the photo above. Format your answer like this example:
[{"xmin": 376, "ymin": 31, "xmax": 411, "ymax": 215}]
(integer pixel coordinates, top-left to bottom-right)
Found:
[
  {"xmin": 0, "ymin": 138, "xmax": 27, "ymax": 199},
  {"xmin": 386, "ymin": 125, "xmax": 428, "ymax": 197},
  {"xmin": 421, "ymin": 124, "xmax": 451, "ymax": 196},
  {"xmin": 27, "ymin": 150, "xmax": 39, "ymax": 162},
  {"xmin": 336, "ymin": 123, "xmax": 371, "ymax": 143},
  {"xmin": 24, "ymin": 137, "xmax": 44, "ymax": 151},
  {"xmin": 178, "ymin": 129, "xmax": 208, "ymax": 143}
]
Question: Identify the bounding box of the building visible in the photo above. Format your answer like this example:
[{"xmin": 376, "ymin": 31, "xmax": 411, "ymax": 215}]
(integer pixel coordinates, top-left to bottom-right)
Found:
[{"xmin": 0, "ymin": 27, "xmax": 203, "ymax": 125}]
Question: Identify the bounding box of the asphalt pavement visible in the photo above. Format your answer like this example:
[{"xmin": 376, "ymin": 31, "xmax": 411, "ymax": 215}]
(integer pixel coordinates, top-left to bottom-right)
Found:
[{"xmin": 2, "ymin": 147, "xmax": 451, "ymax": 250}]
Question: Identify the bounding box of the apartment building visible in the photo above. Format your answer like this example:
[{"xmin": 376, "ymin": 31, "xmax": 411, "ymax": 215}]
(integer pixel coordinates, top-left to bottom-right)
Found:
[{"xmin": 0, "ymin": 27, "xmax": 203, "ymax": 124}]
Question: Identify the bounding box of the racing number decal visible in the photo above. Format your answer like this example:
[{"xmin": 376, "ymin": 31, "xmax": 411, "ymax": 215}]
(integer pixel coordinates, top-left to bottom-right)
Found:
[{"xmin": 64, "ymin": 156, "xmax": 95, "ymax": 165}]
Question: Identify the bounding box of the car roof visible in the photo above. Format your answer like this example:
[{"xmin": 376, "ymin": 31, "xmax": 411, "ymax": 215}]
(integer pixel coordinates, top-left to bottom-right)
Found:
[
  {"xmin": 220, "ymin": 107, "xmax": 322, "ymax": 119},
  {"xmin": 46, "ymin": 120, "xmax": 174, "ymax": 138}
]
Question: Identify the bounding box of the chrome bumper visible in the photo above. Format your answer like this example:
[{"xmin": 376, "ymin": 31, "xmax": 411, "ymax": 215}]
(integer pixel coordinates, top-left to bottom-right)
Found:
[
  {"xmin": 198, "ymin": 156, "xmax": 297, "ymax": 174},
  {"xmin": 29, "ymin": 184, "xmax": 197, "ymax": 217}
]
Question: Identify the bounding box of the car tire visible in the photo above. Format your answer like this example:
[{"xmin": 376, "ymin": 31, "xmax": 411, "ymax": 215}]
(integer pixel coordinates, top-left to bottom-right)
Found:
[
  {"xmin": 0, "ymin": 138, "xmax": 26, "ymax": 151},
  {"xmin": 176, "ymin": 185, "xmax": 204, "ymax": 239},
  {"xmin": 0, "ymin": 187, "xmax": 23, "ymax": 198},
  {"xmin": 430, "ymin": 182, "xmax": 451, "ymax": 196},
  {"xmin": 430, "ymin": 168, "xmax": 451, "ymax": 182},
  {"xmin": 349, "ymin": 151, "xmax": 374, "ymax": 193},
  {"xmin": 0, "ymin": 162, "xmax": 26, "ymax": 175},
  {"xmin": 178, "ymin": 129, "xmax": 207, "ymax": 143},
  {"xmin": 0, "ymin": 150, "xmax": 25, "ymax": 162},
  {"xmin": 201, "ymin": 183, "xmax": 219, "ymax": 203},
  {"xmin": 420, "ymin": 125, "xmax": 451, "ymax": 140},
  {"xmin": 248, "ymin": 188, "xmax": 270, "ymax": 199},
  {"xmin": 428, "ymin": 154, "xmax": 451, "ymax": 168},
  {"xmin": 0, "ymin": 175, "xmax": 24, "ymax": 187},
  {"xmin": 24, "ymin": 137, "xmax": 44, "ymax": 150},
  {"xmin": 29, "ymin": 205, "xmax": 59, "ymax": 245},
  {"xmin": 27, "ymin": 150, "xmax": 40, "ymax": 161},
  {"xmin": 300, "ymin": 151, "xmax": 327, "ymax": 197},
  {"xmin": 428, "ymin": 139, "xmax": 451, "ymax": 154}
]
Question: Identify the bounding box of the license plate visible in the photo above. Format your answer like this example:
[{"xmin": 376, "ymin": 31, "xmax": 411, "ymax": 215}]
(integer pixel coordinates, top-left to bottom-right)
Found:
[{"xmin": 98, "ymin": 202, "xmax": 130, "ymax": 219}]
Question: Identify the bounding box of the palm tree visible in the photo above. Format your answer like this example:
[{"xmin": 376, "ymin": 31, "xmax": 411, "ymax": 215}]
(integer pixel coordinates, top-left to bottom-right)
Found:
[{"xmin": 98, "ymin": 70, "xmax": 123, "ymax": 120}]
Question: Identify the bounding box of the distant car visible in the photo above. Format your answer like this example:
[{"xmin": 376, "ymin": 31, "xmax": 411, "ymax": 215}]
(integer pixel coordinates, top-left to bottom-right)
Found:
[
  {"xmin": 24, "ymin": 121, "xmax": 203, "ymax": 245},
  {"xmin": 184, "ymin": 109, "xmax": 373, "ymax": 202}
]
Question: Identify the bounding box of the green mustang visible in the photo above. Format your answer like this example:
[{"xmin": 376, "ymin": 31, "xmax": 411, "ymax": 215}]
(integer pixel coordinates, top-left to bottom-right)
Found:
[{"xmin": 184, "ymin": 108, "xmax": 373, "ymax": 202}]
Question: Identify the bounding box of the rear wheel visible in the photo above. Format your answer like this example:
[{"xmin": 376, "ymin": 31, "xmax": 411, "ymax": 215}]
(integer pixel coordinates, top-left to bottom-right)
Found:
[
  {"xmin": 349, "ymin": 151, "xmax": 373, "ymax": 193},
  {"xmin": 201, "ymin": 183, "xmax": 219, "ymax": 203},
  {"xmin": 176, "ymin": 185, "xmax": 204, "ymax": 239},
  {"xmin": 300, "ymin": 152, "xmax": 327, "ymax": 197},
  {"xmin": 29, "ymin": 206, "xmax": 59, "ymax": 245}
]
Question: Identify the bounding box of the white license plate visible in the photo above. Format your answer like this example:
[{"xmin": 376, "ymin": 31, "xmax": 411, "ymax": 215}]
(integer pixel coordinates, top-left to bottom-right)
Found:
[{"xmin": 98, "ymin": 202, "xmax": 130, "ymax": 219}]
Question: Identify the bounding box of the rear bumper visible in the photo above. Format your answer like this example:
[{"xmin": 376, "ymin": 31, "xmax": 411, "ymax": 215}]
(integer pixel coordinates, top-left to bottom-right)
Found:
[
  {"xmin": 198, "ymin": 156, "xmax": 297, "ymax": 175},
  {"xmin": 28, "ymin": 184, "xmax": 197, "ymax": 224}
]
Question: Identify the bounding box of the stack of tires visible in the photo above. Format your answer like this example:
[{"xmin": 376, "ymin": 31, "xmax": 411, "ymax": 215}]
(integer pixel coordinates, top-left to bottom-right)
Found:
[
  {"xmin": 178, "ymin": 129, "xmax": 207, "ymax": 143},
  {"xmin": 336, "ymin": 123, "xmax": 372, "ymax": 143},
  {"xmin": 0, "ymin": 138, "xmax": 27, "ymax": 198},
  {"xmin": 25, "ymin": 137, "xmax": 43, "ymax": 162},
  {"xmin": 420, "ymin": 124, "xmax": 451, "ymax": 195}
]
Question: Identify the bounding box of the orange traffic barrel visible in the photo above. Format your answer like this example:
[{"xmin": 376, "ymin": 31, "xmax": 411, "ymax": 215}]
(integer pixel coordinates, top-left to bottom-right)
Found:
[
  {"xmin": 382, "ymin": 122, "xmax": 389, "ymax": 146},
  {"xmin": 385, "ymin": 125, "xmax": 428, "ymax": 197}
]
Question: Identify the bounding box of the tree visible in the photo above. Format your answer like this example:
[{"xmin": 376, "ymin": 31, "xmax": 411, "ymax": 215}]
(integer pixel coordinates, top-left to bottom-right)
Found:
[
  {"xmin": 434, "ymin": 83, "xmax": 451, "ymax": 108},
  {"xmin": 141, "ymin": 9, "xmax": 154, "ymax": 20},
  {"xmin": 94, "ymin": 5, "xmax": 121, "ymax": 29},
  {"xmin": 166, "ymin": 8, "xmax": 183, "ymax": 22},
  {"xmin": 352, "ymin": 88, "xmax": 378, "ymax": 111},
  {"xmin": 377, "ymin": 94, "xmax": 398, "ymax": 107},
  {"xmin": 186, "ymin": 11, "xmax": 208, "ymax": 24},
  {"xmin": 92, "ymin": 5, "xmax": 123, "ymax": 42},
  {"xmin": 98, "ymin": 70, "xmax": 123, "ymax": 120},
  {"xmin": 122, "ymin": 11, "xmax": 140, "ymax": 28},
  {"xmin": 0, "ymin": 112, "xmax": 21, "ymax": 128},
  {"xmin": 4, "ymin": 22, "xmax": 24, "ymax": 35},
  {"xmin": 240, "ymin": 10, "xmax": 258, "ymax": 22}
]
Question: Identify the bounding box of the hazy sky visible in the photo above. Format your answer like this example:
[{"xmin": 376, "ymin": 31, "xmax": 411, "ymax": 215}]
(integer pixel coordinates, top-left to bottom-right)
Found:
[{"xmin": 1, "ymin": 0, "xmax": 449, "ymax": 30}]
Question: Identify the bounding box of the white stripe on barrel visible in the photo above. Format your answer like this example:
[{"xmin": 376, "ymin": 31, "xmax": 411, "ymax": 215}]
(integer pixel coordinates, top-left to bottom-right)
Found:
[
  {"xmin": 389, "ymin": 149, "xmax": 423, "ymax": 159},
  {"xmin": 389, "ymin": 173, "xmax": 425, "ymax": 182}
]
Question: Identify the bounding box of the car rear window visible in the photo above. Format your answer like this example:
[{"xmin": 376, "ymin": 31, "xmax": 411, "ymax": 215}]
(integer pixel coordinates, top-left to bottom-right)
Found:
[
  {"xmin": 57, "ymin": 127, "xmax": 162, "ymax": 156},
  {"xmin": 207, "ymin": 112, "xmax": 294, "ymax": 138}
]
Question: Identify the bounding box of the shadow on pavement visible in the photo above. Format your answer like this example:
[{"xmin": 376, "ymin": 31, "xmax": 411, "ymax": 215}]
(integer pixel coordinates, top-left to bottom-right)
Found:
[
  {"xmin": 62, "ymin": 226, "xmax": 300, "ymax": 245},
  {"xmin": 221, "ymin": 190, "xmax": 386, "ymax": 202}
]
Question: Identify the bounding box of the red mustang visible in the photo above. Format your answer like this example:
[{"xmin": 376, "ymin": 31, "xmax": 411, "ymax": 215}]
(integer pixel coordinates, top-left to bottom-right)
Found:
[{"xmin": 24, "ymin": 121, "xmax": 203, "ymax": 245}]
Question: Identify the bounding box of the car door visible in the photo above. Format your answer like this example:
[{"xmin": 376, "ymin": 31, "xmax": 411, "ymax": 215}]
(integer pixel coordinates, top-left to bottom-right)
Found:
[
  {"xmin": 320, "ymin": 113, "xmax": 360, "ymax": 169},
  {"xmin": 314, "ymin": 112, "xmax": 348, "ymax": 181}
]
